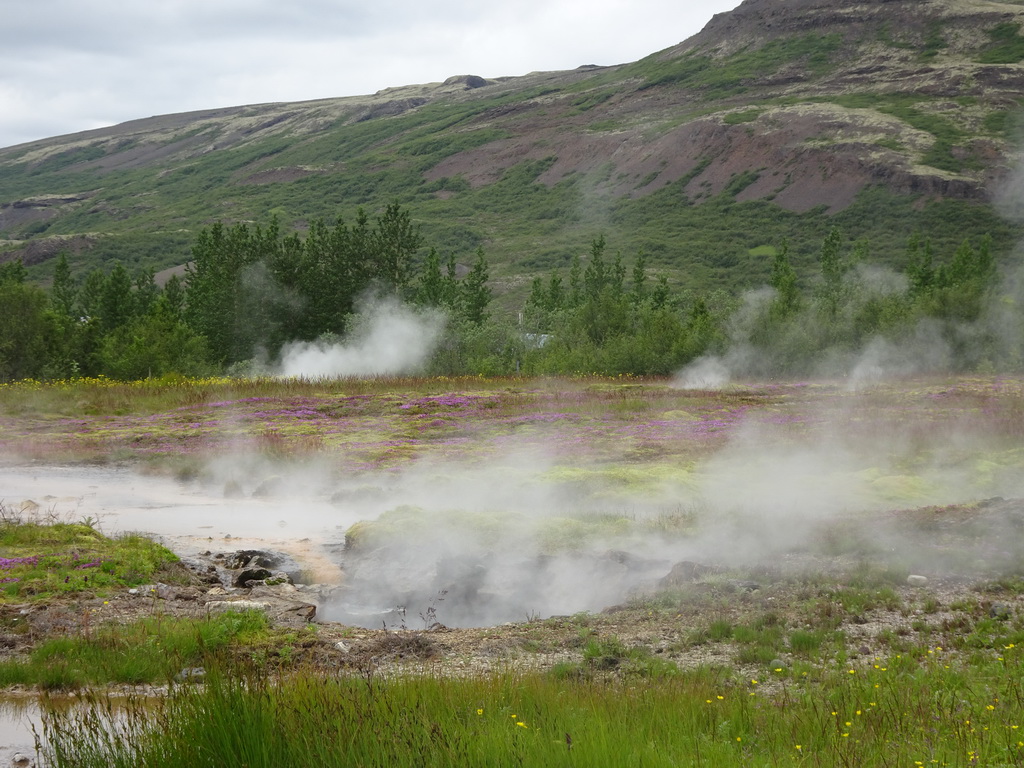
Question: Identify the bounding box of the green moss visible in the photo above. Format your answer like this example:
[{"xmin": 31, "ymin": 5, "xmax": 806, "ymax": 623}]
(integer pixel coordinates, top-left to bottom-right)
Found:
[
  {"xmin": 0, "ymin": 520, "xmax": 180, "ymax": 601},
  {"xmin": 977, "ymin": 22, "xmax": 1024, "ymax": 64},
  {"xmin": 631, "ymin": 34, "xmax": 843, "ymax": 96},
  {"xmin": 723, "ymin": 109, "xmax": 762, "ymax": 125}
]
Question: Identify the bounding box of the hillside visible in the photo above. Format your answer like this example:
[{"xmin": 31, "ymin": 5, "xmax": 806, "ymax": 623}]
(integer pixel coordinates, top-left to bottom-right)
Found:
[{"xmin": 2, "ymin": 0, "xmax": 1024, "ymax": 302}]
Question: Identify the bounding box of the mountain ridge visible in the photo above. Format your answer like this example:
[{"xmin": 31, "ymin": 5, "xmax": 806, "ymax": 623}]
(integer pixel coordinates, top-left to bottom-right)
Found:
[{"xmin": 2, "ymin": 0, "xmax": 1023, "ymax": 299}]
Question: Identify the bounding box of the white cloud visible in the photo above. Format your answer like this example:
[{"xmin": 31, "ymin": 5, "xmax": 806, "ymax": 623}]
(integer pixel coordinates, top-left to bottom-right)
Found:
[{"xmin": 0, "ymin": 1, "xmax": 742, "ymax": 148}]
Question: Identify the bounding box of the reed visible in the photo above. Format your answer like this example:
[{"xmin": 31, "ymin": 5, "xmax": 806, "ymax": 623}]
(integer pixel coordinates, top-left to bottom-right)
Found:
[{"xmin": 40, "ymin": 649, "xmax": 1024, "ymax": 767}]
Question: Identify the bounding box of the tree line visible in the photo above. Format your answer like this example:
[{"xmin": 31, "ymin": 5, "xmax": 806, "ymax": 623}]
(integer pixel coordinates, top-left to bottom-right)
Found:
[{"xmin": 0, "ymin": 202, "xmax": 1010, "ymax": 383}]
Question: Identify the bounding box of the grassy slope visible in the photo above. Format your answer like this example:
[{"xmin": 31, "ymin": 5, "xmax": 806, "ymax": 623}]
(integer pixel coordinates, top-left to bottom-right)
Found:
[{"xmin": 0, "ymin": 6, "xmax": 1022, "ymax": 304}]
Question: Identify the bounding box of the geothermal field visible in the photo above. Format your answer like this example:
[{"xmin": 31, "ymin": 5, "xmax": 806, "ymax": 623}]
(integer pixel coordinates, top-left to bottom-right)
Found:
[
  {"xmin": 1, "ymin": 374, "xmax": 1024, "ymax": 767},
  {"xmin": 2, "ymin": 375, "xmax": 1022, "ymax": 627}
]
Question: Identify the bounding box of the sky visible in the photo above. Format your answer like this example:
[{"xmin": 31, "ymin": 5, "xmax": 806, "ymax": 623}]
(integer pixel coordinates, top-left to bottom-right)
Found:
[{"xmin": 0, "ymin": 0, "xmax": 743, "ymax": 150}]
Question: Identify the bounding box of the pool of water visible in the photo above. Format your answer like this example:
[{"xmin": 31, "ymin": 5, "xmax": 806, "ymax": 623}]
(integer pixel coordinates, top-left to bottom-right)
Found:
[{"xmin": 0, "ymin": 463, "xmax": 352, "ymax": 581}]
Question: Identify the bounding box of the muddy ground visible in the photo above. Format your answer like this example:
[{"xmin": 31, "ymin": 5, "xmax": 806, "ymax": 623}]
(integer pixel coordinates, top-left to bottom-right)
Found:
[{"xmin": 1, "ymin": 498, "xmax": 1020, "ymax": 686}]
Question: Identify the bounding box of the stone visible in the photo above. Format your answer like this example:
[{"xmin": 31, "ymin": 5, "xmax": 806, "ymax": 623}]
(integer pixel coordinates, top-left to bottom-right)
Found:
[
  {"xmin": 990, "ymin": 602, "xmax": 1013, "ymax": 620},
  {"xmin": 907, "ymin": 574, "xmax": 929, "ymax": 587},
  {"xmin": 234, "ymin": 568, "xmax": 273, "ymax": 587},
  {"xmin": 175, "ymin": 667, "xmax": 206, "ymax": 683},
  {"xmin": 658, "ymin": 560, "xmax": 721, "ymax": 587},
  {"xmin": 205, "ymin": 600, "xmax": 273, "ymax": 613}
]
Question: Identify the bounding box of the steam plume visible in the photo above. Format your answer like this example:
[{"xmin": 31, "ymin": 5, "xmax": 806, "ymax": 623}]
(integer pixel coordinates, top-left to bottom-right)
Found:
[{"xmin": 278, "ymin": 295, "xmax": 445, "ymax": 378}]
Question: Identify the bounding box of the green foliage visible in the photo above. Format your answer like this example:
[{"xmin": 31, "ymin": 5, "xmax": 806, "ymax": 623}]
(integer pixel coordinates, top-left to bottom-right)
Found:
[
  {"xmin": 723, "ymin": 109, "xmax": 762, "ymax": 125},
  {"xmin": 977, "ymin": 22, "xmax": 1024, "ymax": 64},
  {"xmin": 39, "ymin": 650, "xmax": 1024, "ymax": 768},
  {"xmin": 919, "ymin": 20, "xmax": 949, "ymax": 61},
  {"xmin": 0, "ymin": 280, "xmax": 50, "ymax": 381},
  {"xmin": 632, "ymin": 34, "xmax": 843, "ymax": 95},
  {"xmin": 723, "ymin": 170, "xmax": 761, "ymax": 198},
  {"xmin": 0, "ymin": 516, "xmax": 180, "ymax": 600},
  {"xmin": 0, "ymin": 611, "xmax": 269, "ymax": 689},
  {"xmin": 828, "ymin": 93, "xmax": 973, "ymax": 172}
]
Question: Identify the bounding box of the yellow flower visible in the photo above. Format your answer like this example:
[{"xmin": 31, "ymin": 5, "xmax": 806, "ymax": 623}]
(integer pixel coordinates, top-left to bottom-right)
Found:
[
  {"xmin": 477, "ymin": 709, "xmax": 483, "ymax": 716},
  {"xmin": 516, "ymin": 722, "xmax": 527, "ymax": 729}
]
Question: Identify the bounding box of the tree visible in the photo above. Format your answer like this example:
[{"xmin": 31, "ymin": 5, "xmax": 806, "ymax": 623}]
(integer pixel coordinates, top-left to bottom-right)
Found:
[
  {"xmin": 769, "ymin": 240, "xmax": 800, "ymax": 319},
  {"xmin": 373, "ymin": 203, "xmax": 423, "ymax": 295},
  {"xmin": 100, "ymin": 301, "xmax": 211, "ymax": 380},
  {"xmin": 0, "ymin": 259, "xmax": 27, "ymax": 285},
  {"xmin": 631, "ymin": 253, "xmax": 648, "ymax": 305},
  {"xmin": 568, "ymin": 254, "xmax": 583, "ymax": 308},
  {"xmin": 50, "ymin": 253, "xmax": 77, "ymax": 318},
  {"xmin": 905, "ymin": 232, "xmax": 935, "ymax": 297},
  {"xmin": 583, "ymin": 235, "xmax": 608, "ymax": 300},
  {"xmin": 460, "ymin": 249, "xmax": 492, "ymax": 324},
  {"xmin": 416, "ymin": 248, "xmax": 447, "ymax": 307},
  {"xmin": 98, "ymin": 263, "xmax": 134, "ymax": 333},
  {"xmin": 0, "ymin": 281, "xmax": 50, "ymax": 381}
]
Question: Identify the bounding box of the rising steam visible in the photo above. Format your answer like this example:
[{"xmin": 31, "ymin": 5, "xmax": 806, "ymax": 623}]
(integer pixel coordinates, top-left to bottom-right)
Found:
[{"xmin": 278, "ymin": 295, "xmax": 445, "ymax": 378}]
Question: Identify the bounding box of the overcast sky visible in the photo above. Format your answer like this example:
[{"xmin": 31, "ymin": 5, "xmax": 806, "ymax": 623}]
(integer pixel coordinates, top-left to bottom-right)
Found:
[{"xmin": 0, "ymin": 0, "xmax": 743, "ymax": 150}]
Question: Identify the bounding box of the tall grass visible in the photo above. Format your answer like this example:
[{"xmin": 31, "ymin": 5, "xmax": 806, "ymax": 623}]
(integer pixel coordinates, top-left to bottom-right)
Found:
[
  {"xmin": 0, "ymin": 513, "xmax": 181, "ymax": 601},
  {"xmin": 41, "ymin": 648, "xmax": 1024, "ymax": 767},
  {"xmin": 0, "ymin": 611, "xmax": 269, "ymax": 690}
]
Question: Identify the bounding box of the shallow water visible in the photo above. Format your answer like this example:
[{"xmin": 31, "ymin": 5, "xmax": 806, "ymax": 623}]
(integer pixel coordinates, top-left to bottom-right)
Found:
[
  {"xmin": 0, "ymin": 463, "xmax": 351, "ymax": 581},
  {"xmin": 0, "ymin": 699, "xmax": 40, "ymax": 767}
]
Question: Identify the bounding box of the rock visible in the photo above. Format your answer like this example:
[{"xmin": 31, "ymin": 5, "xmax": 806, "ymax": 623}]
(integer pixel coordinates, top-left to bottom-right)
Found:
[
  {"xmin": 249, "ymin": 584, "xmax": 299, "ymax": 602},
  {"xmin": 252, "ymin": 476, "xmax": 284, "ymax": 497},
  {"xmin": 11, "ymin": 753, "xmax": 31, "ymax": 767},
  {"xmin": 205, "ymin": 598, "xmax": 316, "ymax": 625},
  {"xmin": 907, "ymin": 574, "xmax": 929, "ymax": 587},
  {"xmin": 154, "ymin": 584, "xmax": 177, "ymax": 600},
  {"xmin": 658, "ymin": 560, "xmax": 721, "ymax": 587},
  {"xmin": 206, "ymin": 600, "xmax": 273, "ymax": 613},
  {"xmin": 335, "ymin": 641, "xmax": 350, "ymax": 653},
  {"xmin": 286, "ymin": 604, "xmax": 317, "ymax": 621},
  {"xmin": 225, "ymin": 550, "xmax": 280, "ymax": 570},
  {"xmin": 732, "ymin": 580, "xmax": 761, "ymax": 592},
  {"xmin": 234, "ymin": 568, "xmax": 273, "ymax": 587},
  {"xmin": 224, "ymin": 550, "xmax": 305, "ymax": 584},
  {"xmin": 175, "ymin": 667, "xmax": 206, "ymax": 683},
  {"xmin": 990, "ymin": 602, "xmax": 1013, "ymax": 620},
  {"xmin": 769, "ymin": 658, "xmax": 789, "ymax": 670}
]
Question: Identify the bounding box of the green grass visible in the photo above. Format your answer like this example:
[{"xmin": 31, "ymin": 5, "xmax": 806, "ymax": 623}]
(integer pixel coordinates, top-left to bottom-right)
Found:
[
  {"xmin": 0, "ymin": 513, "xmax": 181, "ymax": 601},
  {"xmin": 978, "ymin": 22, "xmax": 1024, "ymax": 64},
  {"xmin": 723, "ymin": 109, "xmax": 762, "ymax": 125},
  {"xmin": 0, "ymin": 610, "xmax": 270, "ymax": 690},
  {"xmin": 630, "ymin": 34, "xmax": 843, "ymax": 96},
  {"xmin": 827, "ymin": 92, "xmax": 975, "ymax": 172},
  {"xmin": 39, "ymin": 646, "xmax": 1024, "ymax": 767}
]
